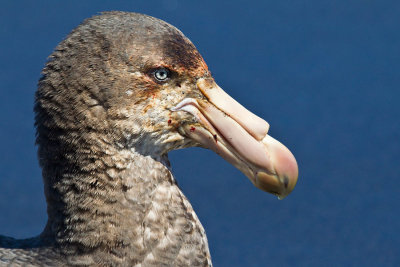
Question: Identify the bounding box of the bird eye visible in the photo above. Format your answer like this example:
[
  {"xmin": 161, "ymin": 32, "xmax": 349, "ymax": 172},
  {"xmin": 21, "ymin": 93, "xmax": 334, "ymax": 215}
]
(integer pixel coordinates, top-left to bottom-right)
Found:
[{"xmin": 154, "ymin": 68, "xmax": 170, "ymax": 82}]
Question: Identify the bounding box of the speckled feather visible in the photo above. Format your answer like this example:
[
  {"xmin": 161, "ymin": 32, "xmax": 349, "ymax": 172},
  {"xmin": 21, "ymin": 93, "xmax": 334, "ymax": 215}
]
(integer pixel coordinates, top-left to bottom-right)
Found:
[{"xmin": 1, "ymin": 12, "xmax": 212, "ymax": 266}]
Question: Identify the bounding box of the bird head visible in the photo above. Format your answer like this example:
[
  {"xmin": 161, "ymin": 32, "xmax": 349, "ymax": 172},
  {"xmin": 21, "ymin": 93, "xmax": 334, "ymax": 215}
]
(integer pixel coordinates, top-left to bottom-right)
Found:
[{"xmin": 35, "ymin": 12, "xmax": 298, "ymax": 199}]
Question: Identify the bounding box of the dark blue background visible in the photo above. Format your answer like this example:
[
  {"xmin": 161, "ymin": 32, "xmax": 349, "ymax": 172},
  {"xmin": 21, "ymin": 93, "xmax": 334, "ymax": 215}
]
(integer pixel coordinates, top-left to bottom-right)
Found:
[{"xmin": 0, "ymin": 1, "xmax": 399, "ymax": 266}]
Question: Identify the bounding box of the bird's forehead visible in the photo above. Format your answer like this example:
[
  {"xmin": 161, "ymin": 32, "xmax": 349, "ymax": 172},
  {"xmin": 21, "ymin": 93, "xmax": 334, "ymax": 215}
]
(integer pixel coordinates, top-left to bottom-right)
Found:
[
  {"xmin": 159, "ymin": 31, "xmax": 209, "ymax": 75},
  {"xmin": 123, "ymin": 26, "xmax": 208, "ymax": 76}
]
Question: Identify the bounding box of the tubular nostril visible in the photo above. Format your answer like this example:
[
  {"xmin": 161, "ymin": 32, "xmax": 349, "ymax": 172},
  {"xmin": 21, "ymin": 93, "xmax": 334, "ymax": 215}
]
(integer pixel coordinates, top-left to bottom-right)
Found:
[
  {"xmin": 265, "ymin": 122, "xmax": 270, "ymax": 135},
  {"xmin": 196, "ymin": 78, "xmax": 270, "ymax": 141}
]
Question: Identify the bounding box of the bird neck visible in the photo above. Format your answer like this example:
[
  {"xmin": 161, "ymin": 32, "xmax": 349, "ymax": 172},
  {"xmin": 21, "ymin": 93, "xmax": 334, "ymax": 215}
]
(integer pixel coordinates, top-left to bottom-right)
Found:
[
  {"xmin": 36, "ymin": 129, "xmax": 210, "ymax": 265},
  {"xmin": 39, "ymin": 135, "xmax": 178, "ymax": 256}
]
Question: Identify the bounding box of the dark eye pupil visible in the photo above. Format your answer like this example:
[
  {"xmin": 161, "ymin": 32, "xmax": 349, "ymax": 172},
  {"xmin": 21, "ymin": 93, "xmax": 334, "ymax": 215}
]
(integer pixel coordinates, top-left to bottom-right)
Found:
[{"xmin": 154, "ymin": 68, "xmax": 169, "ymax": 81}]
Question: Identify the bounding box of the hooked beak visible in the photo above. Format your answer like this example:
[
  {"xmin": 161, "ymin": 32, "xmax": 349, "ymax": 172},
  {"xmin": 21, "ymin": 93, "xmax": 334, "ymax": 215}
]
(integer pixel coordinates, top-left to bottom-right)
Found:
[{"xmin": 172, "ymin": 78, "xmax": 298, "ymax": 199}]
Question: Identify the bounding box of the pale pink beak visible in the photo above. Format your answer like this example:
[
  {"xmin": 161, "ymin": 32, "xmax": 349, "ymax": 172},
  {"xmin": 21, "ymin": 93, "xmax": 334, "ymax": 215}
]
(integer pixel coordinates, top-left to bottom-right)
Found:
[{"xmin": 172, "ymin": 78, "xmax": 298, "ymax": 199}]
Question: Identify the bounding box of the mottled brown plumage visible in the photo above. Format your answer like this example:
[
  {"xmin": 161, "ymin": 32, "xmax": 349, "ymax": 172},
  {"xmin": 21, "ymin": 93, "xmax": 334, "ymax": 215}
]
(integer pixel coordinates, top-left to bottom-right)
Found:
[
  {"xmin": 0, "ymin": 10, "xmax": 299, "ymax": 267},
  {"xmin": 1, "ymin": 11, "xmax": 211, "ymax": 266}
]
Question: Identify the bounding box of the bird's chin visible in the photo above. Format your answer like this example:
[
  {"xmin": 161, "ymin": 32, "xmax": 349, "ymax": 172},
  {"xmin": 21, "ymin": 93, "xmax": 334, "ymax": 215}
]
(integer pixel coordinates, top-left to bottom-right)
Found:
[{"xmin": 171, "ymin": 78, "xmax": 298, "ymax": 199}]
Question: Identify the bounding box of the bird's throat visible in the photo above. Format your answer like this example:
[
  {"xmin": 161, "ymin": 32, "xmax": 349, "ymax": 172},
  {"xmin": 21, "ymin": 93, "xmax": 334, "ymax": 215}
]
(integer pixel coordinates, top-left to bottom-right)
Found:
[{"xmin": 40, "ymin": 139, "xmax": 210, "ymax": 264}]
